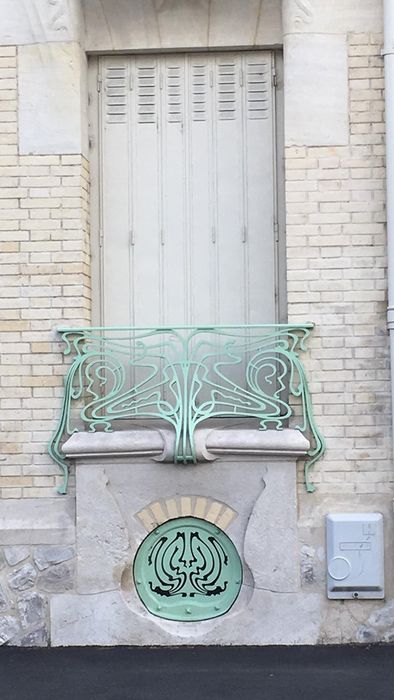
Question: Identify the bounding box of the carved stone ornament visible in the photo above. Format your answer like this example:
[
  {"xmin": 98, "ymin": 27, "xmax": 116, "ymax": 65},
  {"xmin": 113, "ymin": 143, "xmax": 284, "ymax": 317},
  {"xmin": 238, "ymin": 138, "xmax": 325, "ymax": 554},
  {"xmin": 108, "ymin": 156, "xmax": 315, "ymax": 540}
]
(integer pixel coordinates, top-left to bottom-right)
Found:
[
  {"xmin": 48, "ymin": 0, "xmax": 68, "ymax": 32},
  {"xmin": 283, "ymin": 0, "xmax": 314, "ymax": 31}
]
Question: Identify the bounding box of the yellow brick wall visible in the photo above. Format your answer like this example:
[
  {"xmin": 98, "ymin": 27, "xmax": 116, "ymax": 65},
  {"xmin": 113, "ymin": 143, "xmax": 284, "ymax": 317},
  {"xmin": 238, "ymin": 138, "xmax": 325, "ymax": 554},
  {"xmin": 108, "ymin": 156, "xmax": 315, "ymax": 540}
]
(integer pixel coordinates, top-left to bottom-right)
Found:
[
  {"xmin": 287, "ymin": 34, "xmax": 392, "ymax": 503},
  {"xmin": 0, "ymin": 34, "xmax": 391, "ymax": 503},
  {"xmin": 0, "ymin": 46, "xmax": 91, "ymax": 498}
]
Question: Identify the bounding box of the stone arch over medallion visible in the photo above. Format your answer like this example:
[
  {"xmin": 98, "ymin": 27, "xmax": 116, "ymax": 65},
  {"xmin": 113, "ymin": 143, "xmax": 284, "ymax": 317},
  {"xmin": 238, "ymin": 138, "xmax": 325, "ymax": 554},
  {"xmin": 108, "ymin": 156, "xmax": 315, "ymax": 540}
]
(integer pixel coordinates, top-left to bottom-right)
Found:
[{"xmin": 136, "ymin": 496, "xmax": 238, "ymax": 532}]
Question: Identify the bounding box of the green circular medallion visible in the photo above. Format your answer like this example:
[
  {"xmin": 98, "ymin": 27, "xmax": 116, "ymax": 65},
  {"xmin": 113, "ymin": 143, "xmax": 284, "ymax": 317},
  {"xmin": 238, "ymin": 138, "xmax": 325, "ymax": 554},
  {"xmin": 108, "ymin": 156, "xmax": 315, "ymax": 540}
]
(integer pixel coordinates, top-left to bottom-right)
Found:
[{"xmin": 133, "ymin": 517, "xmax": 243, "ymax": 622}]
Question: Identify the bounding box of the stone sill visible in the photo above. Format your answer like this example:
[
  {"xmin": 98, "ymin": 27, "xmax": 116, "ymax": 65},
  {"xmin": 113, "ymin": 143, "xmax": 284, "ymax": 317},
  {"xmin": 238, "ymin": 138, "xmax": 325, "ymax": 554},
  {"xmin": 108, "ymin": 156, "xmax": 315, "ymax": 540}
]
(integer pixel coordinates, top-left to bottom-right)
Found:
[
  {"xmin": 62, "ymin": 427, "xmax": 310, "ymax": 462},
  {"xmin": 0, "ymin": 498, "xmax": 75, "ymax": 545}
]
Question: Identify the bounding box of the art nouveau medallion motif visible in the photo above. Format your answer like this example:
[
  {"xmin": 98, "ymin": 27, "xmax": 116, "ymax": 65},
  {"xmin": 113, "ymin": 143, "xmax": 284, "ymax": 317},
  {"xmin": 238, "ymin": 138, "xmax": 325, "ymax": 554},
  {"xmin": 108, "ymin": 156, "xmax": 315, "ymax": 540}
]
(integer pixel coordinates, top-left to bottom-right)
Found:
[{"xmin": 133, "ymin": 517, "xmax": 243, "ymax": 621}]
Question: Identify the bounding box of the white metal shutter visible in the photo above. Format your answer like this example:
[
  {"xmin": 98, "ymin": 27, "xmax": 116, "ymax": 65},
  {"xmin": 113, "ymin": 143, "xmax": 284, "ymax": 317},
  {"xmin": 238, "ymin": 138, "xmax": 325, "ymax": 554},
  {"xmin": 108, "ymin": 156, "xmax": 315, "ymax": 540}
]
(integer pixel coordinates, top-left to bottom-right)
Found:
[{"xmin": 98, "ymin": 52, "xmax": 276, "ymax": 327}]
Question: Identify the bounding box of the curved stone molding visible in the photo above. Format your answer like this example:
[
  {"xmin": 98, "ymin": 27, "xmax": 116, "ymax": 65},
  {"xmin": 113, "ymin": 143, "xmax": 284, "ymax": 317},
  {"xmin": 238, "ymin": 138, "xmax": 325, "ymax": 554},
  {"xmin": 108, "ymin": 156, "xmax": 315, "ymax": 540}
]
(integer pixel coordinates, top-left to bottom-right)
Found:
[
  {"xmin": 152, "ymin": 429, "xmax": 177, "ymax": 464},
  {"xmin": 62, "ymin": 427, "xmax": 310, "ymax": 462},
  {"xmin": 62, "ymin": 428, "xmax": 166, "ymax": 459},
  {"xmin": 136, "ymin": 497, "xmax": 238, "ymax": 532},
  {"xmin": 206, "ymin": 427, "xmax": 310, "ymax": 457},
  {"xmin": 193, "ymin": 429, "xmax": 218, "ymax": 463}
]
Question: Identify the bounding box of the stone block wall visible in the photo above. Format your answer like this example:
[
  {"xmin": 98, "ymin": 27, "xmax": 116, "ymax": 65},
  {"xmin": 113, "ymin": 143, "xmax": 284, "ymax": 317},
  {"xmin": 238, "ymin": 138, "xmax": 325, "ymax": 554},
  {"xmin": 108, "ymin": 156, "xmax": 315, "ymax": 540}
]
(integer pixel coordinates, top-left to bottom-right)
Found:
[{"xmin": 0, "ymin": 544, "xmax": 76, "ymax": 646}]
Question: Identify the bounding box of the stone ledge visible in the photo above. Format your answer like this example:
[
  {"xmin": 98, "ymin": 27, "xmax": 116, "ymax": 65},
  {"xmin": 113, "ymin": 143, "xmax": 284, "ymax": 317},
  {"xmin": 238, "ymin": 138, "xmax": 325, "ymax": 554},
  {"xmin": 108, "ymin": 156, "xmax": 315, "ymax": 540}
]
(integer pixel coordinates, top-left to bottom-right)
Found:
[
  {"xmin": 62, "ymin": 428, "xmax": 167, "ymax": 459},
  {"xmin": 206, "ymin": 428, "xmax": 310, "ymax": 457},
  {"xmin": 62, "ymin": 427, "xmax": 310, "ymax": 461},
  {"xmin": 0, "ymin": 498, "xmax": 75, "ymax": 545}
]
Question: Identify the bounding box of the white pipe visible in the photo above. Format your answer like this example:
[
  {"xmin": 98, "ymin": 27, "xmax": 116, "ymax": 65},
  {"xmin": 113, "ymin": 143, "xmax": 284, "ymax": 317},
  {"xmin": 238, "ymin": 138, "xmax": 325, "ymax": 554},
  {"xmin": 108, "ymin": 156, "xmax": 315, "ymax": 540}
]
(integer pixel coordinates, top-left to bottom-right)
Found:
[{"xmin": 383, "ymin": 0, "xmax": 394, "ymax": 441}]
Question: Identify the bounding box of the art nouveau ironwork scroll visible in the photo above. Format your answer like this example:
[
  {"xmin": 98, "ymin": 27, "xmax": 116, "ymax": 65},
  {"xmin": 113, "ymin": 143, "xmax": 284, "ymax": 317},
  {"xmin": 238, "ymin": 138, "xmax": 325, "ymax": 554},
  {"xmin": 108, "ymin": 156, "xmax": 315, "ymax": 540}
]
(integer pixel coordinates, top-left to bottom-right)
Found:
[{"xmin": 49, "ymin": 324, "xmax": 325, "ymax": 494}]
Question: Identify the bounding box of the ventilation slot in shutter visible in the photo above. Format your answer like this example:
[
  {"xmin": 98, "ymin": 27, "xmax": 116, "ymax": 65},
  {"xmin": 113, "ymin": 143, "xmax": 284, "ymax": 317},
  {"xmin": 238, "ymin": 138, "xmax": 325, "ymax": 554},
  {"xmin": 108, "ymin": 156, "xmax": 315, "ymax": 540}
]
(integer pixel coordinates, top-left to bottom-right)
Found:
[
  {"xmin": 137, "ymin": 65, "xmax": 157, "ymax": 124},
  {"xmin": 217, "ymin": 61, "xmax": 237, "ymax": 121},
  {"xmin": 192, "ymin": 63, "xmax": 208, "ymax": 122},
  {"xmin": 105, "ymin": 66, "xmax": 127, "ymax": 124},
  {"xmin": 246, "ymin": 60, "xmax": 269, "ymax": 120},
  {"xmin": 167, "ymin": 65, "xmax": 183, "ymax": 123}
]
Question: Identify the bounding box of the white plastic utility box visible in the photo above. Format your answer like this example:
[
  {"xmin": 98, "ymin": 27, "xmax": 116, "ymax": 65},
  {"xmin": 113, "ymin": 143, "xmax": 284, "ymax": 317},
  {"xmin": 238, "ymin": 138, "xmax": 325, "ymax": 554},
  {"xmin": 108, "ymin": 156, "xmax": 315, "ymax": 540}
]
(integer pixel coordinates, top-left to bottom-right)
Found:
[{"xmin": 326, "ymin": 513, "xmax": 384, "ymax": 600}]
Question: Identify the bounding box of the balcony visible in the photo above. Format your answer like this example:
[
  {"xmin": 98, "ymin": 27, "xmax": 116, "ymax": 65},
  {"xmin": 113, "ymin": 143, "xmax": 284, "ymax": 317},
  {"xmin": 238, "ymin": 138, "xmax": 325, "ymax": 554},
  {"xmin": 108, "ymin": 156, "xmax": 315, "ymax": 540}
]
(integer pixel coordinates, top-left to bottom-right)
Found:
[{"xmin": 49, "ymin": 324, "xmax": 325, "ymax": 495}]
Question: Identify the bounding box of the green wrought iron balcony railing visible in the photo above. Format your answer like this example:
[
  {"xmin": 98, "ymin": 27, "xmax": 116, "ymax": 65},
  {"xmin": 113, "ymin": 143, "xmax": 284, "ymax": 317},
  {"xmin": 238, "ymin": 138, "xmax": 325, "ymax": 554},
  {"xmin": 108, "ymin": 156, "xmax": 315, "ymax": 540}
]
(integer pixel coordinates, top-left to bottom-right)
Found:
[{"xmin": 49, "ymin": 324, "xmax": 325, "ymax": 495}]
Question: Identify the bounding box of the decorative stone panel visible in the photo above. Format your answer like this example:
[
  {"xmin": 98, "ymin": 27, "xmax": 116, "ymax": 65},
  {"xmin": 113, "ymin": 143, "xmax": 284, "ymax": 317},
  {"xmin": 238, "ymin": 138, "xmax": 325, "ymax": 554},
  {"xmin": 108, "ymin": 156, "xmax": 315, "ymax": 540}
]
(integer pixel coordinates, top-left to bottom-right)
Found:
[{"xmin": 49, "ymin": 428, "xmax": 313, "ymax": 645}]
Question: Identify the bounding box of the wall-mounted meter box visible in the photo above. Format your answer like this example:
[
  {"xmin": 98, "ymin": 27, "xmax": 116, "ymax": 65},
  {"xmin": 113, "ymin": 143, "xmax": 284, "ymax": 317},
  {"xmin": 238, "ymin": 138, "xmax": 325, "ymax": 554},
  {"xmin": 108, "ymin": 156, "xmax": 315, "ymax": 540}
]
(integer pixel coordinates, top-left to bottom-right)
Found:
[{"xmin": 326, "ymin": 513, "xmax": 384, "ymax": 600}]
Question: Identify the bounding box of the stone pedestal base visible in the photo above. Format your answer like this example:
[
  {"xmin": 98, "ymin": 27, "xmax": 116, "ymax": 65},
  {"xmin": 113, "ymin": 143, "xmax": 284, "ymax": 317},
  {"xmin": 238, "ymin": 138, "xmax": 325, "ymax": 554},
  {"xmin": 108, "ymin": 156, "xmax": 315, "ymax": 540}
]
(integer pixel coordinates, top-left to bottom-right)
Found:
[{"xmin": 50, "ymin": 427, "xmax": 321, "ymax": 645}]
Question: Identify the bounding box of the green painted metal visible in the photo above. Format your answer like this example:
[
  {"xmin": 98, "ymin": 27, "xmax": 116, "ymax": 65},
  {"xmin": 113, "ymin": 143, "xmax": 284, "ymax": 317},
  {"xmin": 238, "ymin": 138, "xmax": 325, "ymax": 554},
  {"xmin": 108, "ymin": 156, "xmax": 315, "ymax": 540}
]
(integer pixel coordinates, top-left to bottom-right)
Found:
[
  {"xmin": 133, "ymin": 517, "xmax": 243, "ymax": 622},
  {"xmin": 48, "ymin": 324, "xmax": 325, "ymax": 494}
]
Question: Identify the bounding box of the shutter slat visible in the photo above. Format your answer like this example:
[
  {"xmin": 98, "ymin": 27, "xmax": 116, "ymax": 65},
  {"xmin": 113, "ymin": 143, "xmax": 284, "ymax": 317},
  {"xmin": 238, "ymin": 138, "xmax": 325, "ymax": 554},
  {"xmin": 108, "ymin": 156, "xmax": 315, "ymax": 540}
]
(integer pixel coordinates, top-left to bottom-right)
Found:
[
  {"xmin": 104, "ymin": 66, "xmax": 127, "ymax": 124},
  {"xmin": 246, "ymin": 59, "xmax": 269, "ymax": 120},
  {"xmin": 137, "ymin": 63, "xmax": 157, "ymax": 124}
]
